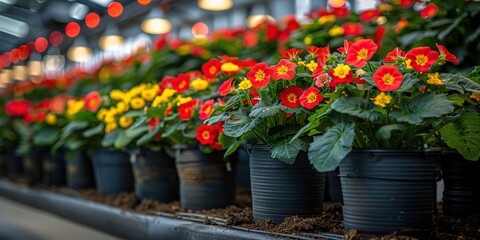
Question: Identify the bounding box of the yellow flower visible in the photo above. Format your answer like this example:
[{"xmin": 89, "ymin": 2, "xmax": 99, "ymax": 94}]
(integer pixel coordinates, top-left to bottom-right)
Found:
[
  {"xmin": 119, "ymin": 116, "xmax": 133, "ymax": 128},
  {"xmin": 372, "ymin": 92, "xmax": 392, "ymax": 108},
  {"xmin": 426, "ymin": 73, "xmax": 444, "ymax": 86},
  {"xmin": 130, "ymin": 97, "xmax": 145, "ymax": 110},
  {"xmin": 45, "ymin": 113, "xmax": 57, "ymax": 125},
  {"xmin": 306, "ymin": 60, "xmax": 318, "ymax": 72},
  {"xmin": 105, "ymin": 122, "xmax": 117, "ymax": 133},
  {"xmin": 177, "ymin": 44, "xmax": 193, "ymax": 55},
  {"xmin": 103, "ymin": 112, "xmax": 116, "ymax": 124},
  {"xmin": 303, "ymin": 35, "xmax": 313, "ymax": 45},
  {"xmin": 176, "ymin": 96, "xmax": 193, "ymax": 107},
  {"xmin": 97, "ymin": 108, "xmax": 107, "ymax": 121},
  {"xmin": 152, "ymin": 89, "xmax": 177, "ymax": 107},
  {"xmin": 109, "ymin": 89, "xmax": 124, "ymax": 101},
  {"xmin": 66, "ymin": 99, "xmax": 85, "ymax": 117},
  {"xmin": 470, "ymin": 92, "xmax": 480, "ymax": 102},
  {"xmin": 190, "ymin": 78, "xmax": 209, "ymax": 91},
  {"xmin": 141, "ymin": 88, "xmax": 158, "ymax": 101},
  {"xmin": 116, "ymin": 101, "xmax": 129, "ymax": 112},
  {"xmin": 404, "ymin": 59, "xmax": 413, "ymax": 69},
  {"xmin": 333, "ymin": 64, "xmax": 351, "ymax": 79},
  {"xmin": 318, "ymin": 15, "xmax": 336, "ymax": 25},
  {"xmin": 328, "ymin": 26, "xmax": 344, "ymax": 37},
  {"xmin": 378, "ymin": 4, "xmax": 393, "ymax": 12},
  {"xmin": 298, "ymin": 61, "xmax": 305, "ymax": 66},
  {"xmin": 238, "ymin": 78, "xmax": 252, "ymax": 90},
  {"xmin": 221, "ymin": 62, "xmax": 239, "ymax": 72}
]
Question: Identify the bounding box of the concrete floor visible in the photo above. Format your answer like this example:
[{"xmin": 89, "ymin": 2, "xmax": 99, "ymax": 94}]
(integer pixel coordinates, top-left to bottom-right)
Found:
[{"xmin": 0, "ymin": 196, "xmax": 120, "ymax": 240}]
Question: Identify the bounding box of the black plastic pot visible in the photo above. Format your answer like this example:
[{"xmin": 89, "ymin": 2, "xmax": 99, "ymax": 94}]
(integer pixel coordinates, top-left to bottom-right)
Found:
[
  {"xmin": 175, "ymin": 145, "xmax": 236, "ymax": 210},
  {"xmin": 23, "ymin": 148, "xmax": 45, "ymax": 185},
  {"xmin": 6, "ymin": 149, "xmax": 22, "ymax": 176},
  {"xmin": 92, "ymin": 149, "xmax": 134, "ymax": 194},
  {"xmin": 324, "ymin": 168, "xmax": 343, "ymax": 203},
  {"xmin": 340, "ymin": 149, "xmax": 439, "ymax": 235},
  {"xmin": 66, "ymin": 149, "xmax": 95, "ymax": 189},
  {"xmin": 43, "ymin": 149, "xmax": 66, "ymax": 186},
  {"xmin": 0, "ymin": 151, "xmax": 6, "ymax": 176},
  {"xmin": 132, "ymin": 149, "xmax": 179, "ymax": 202},
  {"xmin": 440, "ymin": 152, "xmax": 480, "ymax": 217},
  {"xmin": 236, "ymin": 147, "xmax": 251, "ymax": 188},
  {"xmin": 249, "ymin": 145, "xmax": 325, "ymax": 222}
]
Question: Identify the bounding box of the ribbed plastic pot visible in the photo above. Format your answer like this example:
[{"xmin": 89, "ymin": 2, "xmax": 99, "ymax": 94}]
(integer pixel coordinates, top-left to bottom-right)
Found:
[
  {"xmin": 0, "ymin": 151, "xmax": 6, "ymax": 176},
  {"xmin": 43, "ymin": 149, "xmax": 66, "ymax": 186},
  {"xmin": 132, "ymin": 149, "xmax": 179, "ymax": 202},
  {"xmin": 440, "ymin": 152, "xmax": 480, "ymax": 217},
  {"xmin": 6, "ymin": 149, "xmax": 22, "ymax": 176},
  {"xmin": 325, "ymin": 168, "xmax": 343, "ymax": 203},
  {"xmin": 92, "ymin": 149, "xmax": 134, "ymax": 194},
  {"xmin": 249, "ymin": 145, "xmax": 325, "ymax": 222},
  {"xmin": 236, "ymin": 147, "xmax": 251, "ymax": 188},
  {"xmin": 340, "ymin": 149, "xmax": 439, "ymax": 234},
  {"xmin": 175, "ymin": 145, "xmax": 236, "ymax": 210},
  {"xmin": 67, "ymin": 149, "xmax": 95, "ymax": 189},
  {"xmin": 23, "ymin": 148, "xmax": 45, "ymax": 185}
]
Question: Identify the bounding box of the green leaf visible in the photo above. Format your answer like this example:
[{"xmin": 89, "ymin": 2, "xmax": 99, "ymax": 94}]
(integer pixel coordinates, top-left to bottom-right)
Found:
[
  {"xmin": 442, "ymin": 73, "xmax": 480, "ymax": 94},
  {"xmin": 123, "ymin": 110, "xmax": 144, "ymax": 118},
  {"xmin": 62, "ymin": 121, "xmax": 89, "ymax": 136},
  {"xmin": 308, "ymin": 122, "xmax": 355, "ymax": 172},
  {"xmin": 389, "ymin": 93, "xmax": 454, "ymax": 124},
  {"xmin": 271, "ymin": 139, "xmax": 302, "ymax": 164},
  {"xmin": 146, "ymin": 107, "xmax": 164, "ymax": 118},
  {"xmin": 375, "ymin": 124, "xmax": 405, "ymax": 140},
  {"xmin": 448, "ymin": 94, "xmax": 466, "ymax": 106},
  {"xmin": 438, "ymin": 12, "xmax": 468, "ymax": 40},
  {"xmin": 249, "ymin": 102, "xmax": 297, "ymax": 118},
  {"xmin": 221, "ymin": 135, "xmax": 242, "ymax": 158},
  {"xmin": 361, "ymin": 72, "xmax": 374, "ymax": 86},
  {"xmin": 73, "ymin": 112, "xmax": 95, "ymax": 121},
  {"xmin": 439, "ymin": 113, "xmax": 480, "ymax": 161},
  {"xmin": 223, "ymin": 109, "xmax": 260, "ymax": 138},
  {"xmin": 331, "ymin": 97, "xmax": 382, "ymax": 122},
  {"xmin": 101, "ymin": 130, "xmax": 119, "ymax": 147},
  {"xmin": 258, "ymin": 89, "xmax": 273, "ymax": 105},
  {"xmin": 83, "ymin": 123, "xmax": 104, "ymax": 138},
  {"xmin": 396, "ymin": 74, "xmax": 419, "ymax": 92},
  {"xmin": 204, "ymin": 112, "xmax": 230, "ymax": 125},
  {"xmin": 126, "ymin": 125, "xmax": 149, "ymax": 138},
  {"xmin": 137, "ymin": 124, "xmax": 161, "ymax": 146},
  {"xmin": 33, "ymin": 128, "xmax": 60, "ymax": 146},
  {"xmin": 114, "ymin": 130, "xmax": 134, "ymax": 149}
]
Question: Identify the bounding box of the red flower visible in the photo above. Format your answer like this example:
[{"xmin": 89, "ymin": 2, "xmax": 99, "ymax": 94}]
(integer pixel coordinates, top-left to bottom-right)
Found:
[
  {"xmin": 153, "ymin": 34, "xmax": 167, "ymax": 51},
  {"xmin": 171, "ymin": 73, "xmax": 190, "ymax": 93},
  {"xmin": 210, "ymin": 141, "xmax": 223, "ymax": 150},
  {"xmin": 49, "ymin": 95, "xmax": 68, "ymax": 114},
  {"xmin": 159, "ymin": 76, "xmax": 175, "ymax": 92},
  {"xmin": 178, "ymin": 100, "xmax": 196, "ymax": 120},
  {"xmin": 215, "ymin": 121, "xmax": 224, "ymax": 134},
  {"xmin": 374, "ymin": 26, "xmax": 386, "ymax": 49},
  {"xmin": 306, "ymin": 46, "xmax": 321, "ymax": 57},
  {"xmin": 329, "ymin": 67, "xmax": 354, "ymax": 88},
  {"xmin": 343, "ymin": 23, "xmax": 363, "ymax": 37},
  {"xmin": 201, "ymin": 59, "xmax": 222, "ymax": 79},
  {"xmin": 270, "ymin": 59, "xmax": 296, "ymax": 80},
  {"xmin": 346, "ymin": 39, "xmax": 378, "ymax": 68},
  {"xmin": 337, "ymin": 40, "xmax": 352, "ymax": 54},
  {"xmin": 331, "ymin": 5, "xmax": 349, "ymax": 17},
  {"xmin": 420, "ymin": 3, "xmax": 438, "ymax": 19},
  {"xmin": 217, "ymin": 78, "xmax": 235, "ymax": 96},
  {"xmin": 36, "ymin": 111, "xmax": 46, "ymax": 122},
  {"xmin": 436, "ymin": 44, "xmax": 459, "ymax": 64},
  {"xmin": 280, "ymin": 86, "xmax": 303, "ymax": 108},
  {"xmin": 373, "ymin": 65, "xmax": 404, "ymax": 91},
  {"xmin": 395, "ymin": 18, "xmax": 408, "ymax": 33},
  {"xmin": 84, "ymin": 91, "xmax": 102, "ymax": 112},
  {"xmin": 266, "ymin": 23, "xmax": 279, "ymax": 42},
  {"xmin": 247, "ymin": 62, "xmax": 272, "ymax": 89},
  {"xmin": 243, "ymin": 30, "xmax": 259, "ymax": 48},
  {"xmin": 384, "ymin": 47, "xmax": 406, "ymax": 63},
  {"xmin": 196, "ymin": 124, "xmax": 219, "ymax": 145},
  {"xmin": 282, "ymin": 15, "xmax": 300, "ymax": 33},
  {"xmin": 360, "ymin": 10, "xmax": 380, "ymax": 22},
  {"xmin": 23, "ymin": 112, "xmax": 34, "ymax": 124},
  {"xmin": 405, "ymin": 46, "xmax": 439, "ymax": 72},
  {"xmin": 5, "ymin": 99, "xmax": 31, "ymax": 117},
  {"xmin": 199, "ymin": 99, "xmax": 214, "ymax": 120},
  {"xmin": 148, "ymin": 118, "xmax": 161, "ymax": 131},
  {"xmin": 236, "ymin": 58, "xmax": 257, "ymax": 68},
  {"xmin": 280, "ymin": 48, "xmax": 303, "ymax": 60},
  {"xmin": 300, "ymin": 87, "xmax": 323, "ymax": 110},
  {"xmin": 400, "ymin": 0, "xmax": 413, "ymax": 8}
]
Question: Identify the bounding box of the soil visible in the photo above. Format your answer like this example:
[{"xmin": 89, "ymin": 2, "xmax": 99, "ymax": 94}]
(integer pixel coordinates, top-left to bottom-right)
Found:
[{"xmin": 2, "ymin": 176, "xmax": 480, "ymax": 239}]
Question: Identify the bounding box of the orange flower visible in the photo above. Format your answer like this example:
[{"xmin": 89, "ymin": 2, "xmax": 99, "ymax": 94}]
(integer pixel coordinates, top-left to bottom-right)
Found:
[
  {"xmin": 395, "ymin": 18, "xmax": 408, "ymax": 34},
  {"xmin": 247, "ymin": 62, "xmax": 272, "ymax": 89},
  {"xmin": 373, "ymin": 65, "xmax": 404, "ymax": 92},
  {"xmin": 343, "ymin": 23, "xmax": 363, "ymax": 37},
  {"xmin": 420, "ymin": 3, "xmax": 438, "ymax": 19},
  {"xmin": 178, "ymin": 100, "xmax": 196, "ymax": 120},
  {"xmin": 199, "ymin": 99, "xmax": 214, "ymax": 120},
  {"xmin": 217, "ymin": 78, "xmax": 234, "ymax": 96},
  {"xmin": 171, "ymin": 73, "xmax": 190, "ymax": 93},
  {"xmin": 405, "ymin": 46, "xmax": 439, "ymax": 72},
  {"xmin": 196, "ymin": 124, "xmax": 219, "ymax": 145},
  {"xmin": 436, "ymin": 44, "xmax": 459, "ymax": 64},
  {"xmin": 346, "ymin": 39, "xmax": 378, "ymax": 68},
  {"xmin": 360, "ymin": 10, "xmax": 380, "ymax": 22},
  {"xmin": 384, "ymin": 47, "xmax": 406, "ymax": 63},
  {"xmin": 84, "ymin": 91, "xmax": 102, "ymax": 112},
  {"xmin": 300, "ymin": 87, "xmax": 323, "ymax": 110},
  {"xmin": 270, "ymin": 59, "xmax": 296, "ymax": 81},
  {"xmin": 280, "ymin": 48, "xmax": 303, "ymax": 60},
  {"xmin": 201, "ymin": 59, "xmax": 222, "ymax": 79},
  {"xmin": 280, "ymin": 86, "xmax": 303, "ymax": 108}
]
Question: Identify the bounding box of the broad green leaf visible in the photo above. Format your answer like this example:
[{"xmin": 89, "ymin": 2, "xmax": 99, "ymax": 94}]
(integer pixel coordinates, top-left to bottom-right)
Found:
[
  {"xmin": 62, "ymin": 121, "xmax": 89, "ymax": 137},
  {"xmin": 442, "ymin": 73, "xmax": 480, "ymax": 94},
  {"xmin": 221, "ymin": 135, "xmax": 242, "ymax": 158},
  {"xmin": 438, "ymin": 12, "xmax": 467, "ymax": 40},
  {"xmin": 249, "ymin": 102, "xmax": 297, "ymax": 118},
  {"xmin": 65, "ymin": 136, "xmax": 85, "ymax": 151},
  {"xmin": 129, "ymin": 115, "xmax": 147, "ymax": 130},
  {"xmin": 73, "ymin": 112, "xmax": 95, "ymax": 121},
  {"xmin": 114, "ymin": 130, "xmax": 134, "ymax": 149},
  {"xmin": 439, "ymin": 113, "xmax": 480, "ymax": 161},
  {"xmin": 308, "ymin": 122, "xmax": 355, "ymax": 172},
  {"xmin": 101, "ymin": 130, "xmax": 119, "ymax": 147},
  {"xmin": 137, "ymin": 123, "xmax": 161, "ymax": 146},
  {"xmin": 83, "ymin": 123, "xmax": 104, "ymax": 138},
  {"xmin": 360, "ymin": 72, "xmax": 374, "ymax": 86},
  {"xmin": 126, "ymin": 125, "xmax": 149, "ymax": 138},
  {"xmin": 258, "ymin": 89, "xmax": 273, "ymax": 105},
  {"xmin": 223, "ymin": 109, "xmax": 260, "ymax": 138},
  {"xmin": 389, "ymin": 93, "xmax": 454, "ymax": 124},
  {"xmin": 33, "ymin": 128, "xmax": 60, "ymax": 146},
  {"xmin": 123, "ymin": 110, "xmax": 144, "ymax": 118},
  {"xmin": 271, "ymin": 139, "xmax": 302, "ymax": 164},
  {"xmin": 204, "ymin": 112, "xmax": 230, "ymax": 125},
  {"xmin": 396, "ymin": 74, "xmax": 419, "ymax": 92},
  {"xmin": 375, "ymin": 124, "xmax": 405, "ymax": 140},
  {"xmin": 146, "ymin": 107, "xmax": 164, "ymax": 118},
  {"xmin": 331, "ymin": 97, "xmax": 382, "ymax": 122},
  {"xmin": 448, "ymin": 94, "xmax": 466, "ymax": 106}
]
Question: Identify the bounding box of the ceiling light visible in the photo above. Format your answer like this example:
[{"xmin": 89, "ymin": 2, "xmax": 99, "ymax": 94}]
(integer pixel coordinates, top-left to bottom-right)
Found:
[
  {"xmin": 107, "ymin": 1, "xmax": 123, "ymax": 18},
  {"xmin": 0, "ymin": 15, "xmax": 29, "ymax": 38},
  {"xmin": 328, "ymin": 0, "xmax": 347, "ymax": 8},
  {"xmin": 198, "ymin": 0, "xmax": 232, "ymax": 11},
  {"xmin": 85, "ymin": 12, "xmax": 100, "ymax": 28},
  {"xmin": 0, "ymin": 69, "xmax": 12, "ymax": 84},
  {"xmin": 99, "ymin": 26, "xmax": 124, "ymax": 50},
  {"xmin": 88, "ymin": 0, "xmax": 112, "ymax": 7},
  {"xmin": 69, "ymin": 3, "xmax": 89, "ymax": 20},
  {"xmin": 192, "ymin": 22, "xmax": 208, "ymax": 38},
  {"xmin": 65, "ymin": 22, "xmax": 81, "ymax": 38},
  {"xmin": 67, "ymin": 37, "xmax": 92, "ymax": 62},
  {"xmin": 34, "ymin": 37, "xmax": 48, "ymax": 53},
  {"xmin": 141, "ymin": 8, "xmax": 172, "ymax": 34},
  {"xmin": 246, "ymin": 3, "xmax": 275, "ymax": 28},
  {"xmin": 13, "ymin": 65, "xmax": 27, "ymax": 81},
  {"xmin": 44, "ymin": 55, "xmax": 65, "ymax": 72}
]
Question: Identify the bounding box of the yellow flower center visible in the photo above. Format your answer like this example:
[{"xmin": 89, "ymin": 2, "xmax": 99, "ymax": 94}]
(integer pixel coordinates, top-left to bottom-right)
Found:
[
  {"xmin": 415, "ymin": 54, "xmax": 428, "ymax": 66},
  {"xmin": 201, "ymin": 131, "xmax": 210, "ymax": 139},
  {"xmin": 357, "ymin": 48, "xmax": 368, "ymax": 60},
  {"xmin": 277, "ymin": 65, "xmax": 289, "ymax": 75},
  {"xmin": 255, "ymin": 69, "xmax": 266, "ymax": 81},
  {"xmin": 306, "ymin": 92, "xmax": 317, "ymax": 103},
  {"xmin": 287, "ymin": 93, "xmax": 297, "ymax": 103},
  {"xmin": 382, "ymin": 73, "xmax": 395, "ymax": 85},
  {"xmin": 333, "ymin": 64, "xmax": 351, "ymax": 79},
  {"xmin": 209, "ymin": 66, "xmax": 217, "ymax": 75},
  {"xmin": 204, "ymin": 105, "xmax": 212, "ymax": 115}
]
